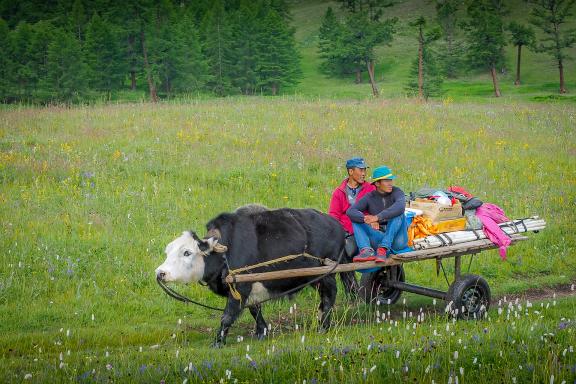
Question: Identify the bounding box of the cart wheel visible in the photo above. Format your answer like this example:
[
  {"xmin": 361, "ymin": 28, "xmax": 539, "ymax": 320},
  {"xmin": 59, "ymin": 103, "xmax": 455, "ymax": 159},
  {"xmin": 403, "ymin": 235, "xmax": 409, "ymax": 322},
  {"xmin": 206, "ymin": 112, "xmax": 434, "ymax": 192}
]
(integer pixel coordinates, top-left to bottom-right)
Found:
[
  {"xmin": 446, "ymin": 274, "xmax": 490, "ymax": 320},
  {"xmin": 359, "ymin": 266, "xmax": 405, "ymax": 305}
]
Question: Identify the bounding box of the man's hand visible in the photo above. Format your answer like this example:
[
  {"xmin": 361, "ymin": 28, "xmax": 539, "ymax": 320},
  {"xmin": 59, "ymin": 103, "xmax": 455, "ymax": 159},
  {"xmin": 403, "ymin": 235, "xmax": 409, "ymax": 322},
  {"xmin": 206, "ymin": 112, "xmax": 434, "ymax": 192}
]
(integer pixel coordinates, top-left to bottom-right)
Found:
[
  {"xmin": 369, "ymin": 222, "xmax": 380, "ymax": 230},
  {"xmin": 364, "ymin": 215, "xmax": 379, "ymax": 224}
]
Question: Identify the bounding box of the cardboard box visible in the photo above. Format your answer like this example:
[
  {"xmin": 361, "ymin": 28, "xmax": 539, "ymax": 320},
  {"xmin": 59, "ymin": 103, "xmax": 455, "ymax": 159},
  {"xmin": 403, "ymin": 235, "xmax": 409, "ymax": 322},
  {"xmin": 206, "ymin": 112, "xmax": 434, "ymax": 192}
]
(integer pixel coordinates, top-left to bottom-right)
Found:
[{"xmin": 409, "ymin": 199, "xmax": 463, "ymax": 223}]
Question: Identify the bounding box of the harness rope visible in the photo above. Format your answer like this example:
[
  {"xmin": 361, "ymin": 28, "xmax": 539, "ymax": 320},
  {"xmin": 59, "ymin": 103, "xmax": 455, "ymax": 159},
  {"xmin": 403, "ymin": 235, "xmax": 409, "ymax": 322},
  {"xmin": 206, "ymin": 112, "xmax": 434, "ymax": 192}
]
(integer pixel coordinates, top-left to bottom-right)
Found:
[
  {"xmin": 228, "ymin": 253, "xmax": 324, "ymax": 275},
  {"xmin": 225, "ymin": 252, "xmax": 325, "ymax": 303}
]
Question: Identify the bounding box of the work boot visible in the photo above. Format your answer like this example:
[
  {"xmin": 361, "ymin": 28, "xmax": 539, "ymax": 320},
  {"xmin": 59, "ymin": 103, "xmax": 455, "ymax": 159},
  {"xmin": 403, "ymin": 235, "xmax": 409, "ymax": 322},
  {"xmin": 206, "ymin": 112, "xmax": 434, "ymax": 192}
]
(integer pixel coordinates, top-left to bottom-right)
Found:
[
  {"xmin": 353, "ymin": 247, "xmax": 376, "ymax": 262},
  {"xmin": 375, "ymin": 247, "xmax": 388, "ymax": 263}
]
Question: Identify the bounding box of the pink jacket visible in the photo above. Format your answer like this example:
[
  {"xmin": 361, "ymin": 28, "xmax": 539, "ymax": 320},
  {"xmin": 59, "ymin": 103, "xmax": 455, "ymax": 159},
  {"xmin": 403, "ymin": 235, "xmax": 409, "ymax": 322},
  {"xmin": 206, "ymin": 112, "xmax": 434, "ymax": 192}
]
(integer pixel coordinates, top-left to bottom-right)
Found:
[
  {"xmin": 476, "ymin": 203, "xmax": 511, "ymax": 260},
  {"xmin": 328, "ymin": 179, "xmax": 375, "ymax": 234}
]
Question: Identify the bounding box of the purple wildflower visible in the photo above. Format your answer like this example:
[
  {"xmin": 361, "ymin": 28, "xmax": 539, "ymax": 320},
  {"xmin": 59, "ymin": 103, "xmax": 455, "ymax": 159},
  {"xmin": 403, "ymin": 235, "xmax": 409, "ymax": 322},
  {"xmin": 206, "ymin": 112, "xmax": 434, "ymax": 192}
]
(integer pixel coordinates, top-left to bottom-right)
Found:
[
  {"xmin": 191, "ymin": 365, "xmax": 202, "ymax": 379},
  {"xmin": 78, "ymin": 370, "xmax": 91, "ymax": 380}
]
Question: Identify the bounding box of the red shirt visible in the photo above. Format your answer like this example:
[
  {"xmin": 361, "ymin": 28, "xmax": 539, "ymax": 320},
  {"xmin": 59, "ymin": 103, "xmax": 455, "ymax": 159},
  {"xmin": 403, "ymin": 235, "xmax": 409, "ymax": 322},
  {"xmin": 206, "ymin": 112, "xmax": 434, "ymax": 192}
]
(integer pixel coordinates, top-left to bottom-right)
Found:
[{"xmin": 328, "ymin": 179, "xmax": 375, "ymax": 234}]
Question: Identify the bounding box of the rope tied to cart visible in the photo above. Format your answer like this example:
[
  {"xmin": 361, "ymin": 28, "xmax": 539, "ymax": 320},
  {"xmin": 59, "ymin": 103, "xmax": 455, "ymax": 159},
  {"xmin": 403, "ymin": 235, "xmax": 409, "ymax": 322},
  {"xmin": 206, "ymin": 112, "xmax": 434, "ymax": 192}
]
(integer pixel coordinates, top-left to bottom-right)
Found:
[{"xmin": 225, "ymin": 249, "xmax": 325, "ymax": 303}]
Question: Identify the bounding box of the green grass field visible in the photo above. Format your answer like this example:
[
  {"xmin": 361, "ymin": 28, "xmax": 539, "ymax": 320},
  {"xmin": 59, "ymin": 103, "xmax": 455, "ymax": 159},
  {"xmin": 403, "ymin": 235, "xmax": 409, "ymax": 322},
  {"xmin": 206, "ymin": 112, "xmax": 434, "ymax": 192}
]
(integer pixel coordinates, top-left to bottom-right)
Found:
[{"xmin": 0, "ymin": 99, "xmax": 575, "ymax": 382}]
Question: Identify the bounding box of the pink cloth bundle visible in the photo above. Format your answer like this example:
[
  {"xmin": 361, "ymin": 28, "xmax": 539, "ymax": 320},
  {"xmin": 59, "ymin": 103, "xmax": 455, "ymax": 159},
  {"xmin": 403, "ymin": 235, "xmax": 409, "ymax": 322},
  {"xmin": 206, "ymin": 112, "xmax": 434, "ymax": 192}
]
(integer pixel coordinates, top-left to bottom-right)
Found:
[{"xmin": 475, "ymin": 203, "xmax": 511, "ymax": 260}]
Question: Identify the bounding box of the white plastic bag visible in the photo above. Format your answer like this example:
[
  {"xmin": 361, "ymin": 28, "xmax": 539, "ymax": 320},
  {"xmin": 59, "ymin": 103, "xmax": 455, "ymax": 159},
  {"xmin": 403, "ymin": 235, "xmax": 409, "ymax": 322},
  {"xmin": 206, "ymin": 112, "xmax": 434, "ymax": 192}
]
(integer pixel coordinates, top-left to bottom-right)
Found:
[{"xmin": 434, "ymin": 190, "xmax": 452, "ymax": 206}]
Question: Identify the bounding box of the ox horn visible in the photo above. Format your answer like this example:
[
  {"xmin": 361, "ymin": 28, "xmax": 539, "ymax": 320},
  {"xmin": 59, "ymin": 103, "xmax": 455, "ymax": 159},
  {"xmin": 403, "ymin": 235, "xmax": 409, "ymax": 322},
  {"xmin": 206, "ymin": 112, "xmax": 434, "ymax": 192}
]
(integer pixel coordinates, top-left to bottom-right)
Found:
[
  {"xmin": 205, "ymin": 228, "xmax": 227, "ymax": 253},
  {"xmin": 206, "ymin": 228, "xmax": 221, "ymax": 239},
  {"xmin": 212, "ymin": 242, "xmax": 228, "ymax": 253}
]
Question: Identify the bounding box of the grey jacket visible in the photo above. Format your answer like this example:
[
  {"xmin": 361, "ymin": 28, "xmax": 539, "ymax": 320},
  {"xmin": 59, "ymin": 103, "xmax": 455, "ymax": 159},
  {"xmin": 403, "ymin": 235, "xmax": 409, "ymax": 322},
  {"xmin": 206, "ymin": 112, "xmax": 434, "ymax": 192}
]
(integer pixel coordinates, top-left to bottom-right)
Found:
[{"xmin": 346, "ymin": 186, "xmax": 405, "ymax": 223}]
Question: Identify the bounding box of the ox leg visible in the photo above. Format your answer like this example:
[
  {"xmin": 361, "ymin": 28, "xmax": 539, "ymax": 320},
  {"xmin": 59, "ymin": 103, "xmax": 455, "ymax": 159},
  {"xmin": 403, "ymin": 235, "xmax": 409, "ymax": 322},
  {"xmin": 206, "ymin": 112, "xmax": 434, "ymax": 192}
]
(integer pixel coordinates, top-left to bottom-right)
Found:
[
  {"xmin": 317, "ymin": 275, "xmax": 337, "ymax": 332},
  {"xmin": 248, "ymin": 305, "xmax": 268, "ymax": 340},
  {"xmin": 339, "ymin": 271, "xmax": 358, "ymax": 299},
  {"xmin": 213, "ymin": 298, "xmax": 242, "ymax": 348}
]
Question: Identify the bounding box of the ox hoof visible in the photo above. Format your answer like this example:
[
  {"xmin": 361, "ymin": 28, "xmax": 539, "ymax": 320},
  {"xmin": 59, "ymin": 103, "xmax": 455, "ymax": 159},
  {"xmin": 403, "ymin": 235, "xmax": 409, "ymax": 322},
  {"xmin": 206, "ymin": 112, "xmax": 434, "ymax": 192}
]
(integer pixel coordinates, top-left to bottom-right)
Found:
[
  {"xmin": 255, "ymin": 332, "xmax": 267, "ymax": 341},
  {"xmin": 211, "ymin": 341, "xmax": 225, "ymax": 349}
]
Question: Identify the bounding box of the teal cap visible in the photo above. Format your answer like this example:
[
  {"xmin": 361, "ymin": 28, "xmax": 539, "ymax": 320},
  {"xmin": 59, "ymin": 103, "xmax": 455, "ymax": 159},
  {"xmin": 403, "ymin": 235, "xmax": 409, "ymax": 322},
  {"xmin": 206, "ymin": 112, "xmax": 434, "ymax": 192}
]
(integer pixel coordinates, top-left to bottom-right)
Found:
[{"xmin": 371, "ymin": 166, "xmax": 396, "ymax": 182}]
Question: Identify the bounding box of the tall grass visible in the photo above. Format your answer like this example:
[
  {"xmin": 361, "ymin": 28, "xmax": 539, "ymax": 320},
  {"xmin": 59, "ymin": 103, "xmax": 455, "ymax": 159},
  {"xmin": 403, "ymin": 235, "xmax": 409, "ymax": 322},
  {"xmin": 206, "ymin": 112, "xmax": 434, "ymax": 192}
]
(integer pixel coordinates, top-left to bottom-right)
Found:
[{"xmin": 0, "ymin": 99, "xmax": 574, "ymax": 382}]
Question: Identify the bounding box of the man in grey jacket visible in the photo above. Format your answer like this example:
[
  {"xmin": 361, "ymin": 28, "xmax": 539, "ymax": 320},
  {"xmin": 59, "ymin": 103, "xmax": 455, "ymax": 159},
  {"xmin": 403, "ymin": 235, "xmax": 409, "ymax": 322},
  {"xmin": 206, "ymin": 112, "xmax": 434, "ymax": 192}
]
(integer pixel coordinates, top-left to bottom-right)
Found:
[{"xmin": 346, "ymin": 165, "xmax": 408, "ymax": 262}]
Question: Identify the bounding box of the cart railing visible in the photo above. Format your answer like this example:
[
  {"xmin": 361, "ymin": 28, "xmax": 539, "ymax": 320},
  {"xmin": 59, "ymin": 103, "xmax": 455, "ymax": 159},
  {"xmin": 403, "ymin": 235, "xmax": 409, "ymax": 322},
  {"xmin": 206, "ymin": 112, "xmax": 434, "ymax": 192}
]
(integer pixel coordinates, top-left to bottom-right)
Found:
[{"xmin": 225, "ymin": 233, "xmax": 528, "ymax": 284}]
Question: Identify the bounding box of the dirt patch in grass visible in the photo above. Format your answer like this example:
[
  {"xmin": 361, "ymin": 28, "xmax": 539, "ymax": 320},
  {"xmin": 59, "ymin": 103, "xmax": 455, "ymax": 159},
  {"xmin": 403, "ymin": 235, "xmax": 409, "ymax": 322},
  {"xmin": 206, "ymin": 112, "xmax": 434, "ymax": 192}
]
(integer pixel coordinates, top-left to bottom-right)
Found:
[{"xmin": 496, "ymin": 281, "xmax": 576, "ymax": 302}]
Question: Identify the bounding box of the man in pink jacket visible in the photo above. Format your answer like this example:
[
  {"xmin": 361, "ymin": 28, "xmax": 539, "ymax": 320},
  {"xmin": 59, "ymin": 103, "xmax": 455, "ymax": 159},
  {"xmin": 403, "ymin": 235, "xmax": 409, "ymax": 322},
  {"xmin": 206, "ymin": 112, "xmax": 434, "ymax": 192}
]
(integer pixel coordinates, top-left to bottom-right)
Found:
[
  {"xmin": 329, "ymin": 157, "xmax": 375, "ymax": 235},
  {"xmin": 328, "ymin": 157, "xmax": 375, "ymax": 296}
]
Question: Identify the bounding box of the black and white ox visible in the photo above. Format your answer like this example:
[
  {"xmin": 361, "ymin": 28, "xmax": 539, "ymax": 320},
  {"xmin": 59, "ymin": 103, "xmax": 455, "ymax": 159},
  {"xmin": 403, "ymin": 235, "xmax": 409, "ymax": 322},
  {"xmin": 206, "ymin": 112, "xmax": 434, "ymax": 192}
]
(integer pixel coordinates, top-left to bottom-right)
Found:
[{"xmin": 155, "ymin": 205, "xmax": 347, "ymax": 347}]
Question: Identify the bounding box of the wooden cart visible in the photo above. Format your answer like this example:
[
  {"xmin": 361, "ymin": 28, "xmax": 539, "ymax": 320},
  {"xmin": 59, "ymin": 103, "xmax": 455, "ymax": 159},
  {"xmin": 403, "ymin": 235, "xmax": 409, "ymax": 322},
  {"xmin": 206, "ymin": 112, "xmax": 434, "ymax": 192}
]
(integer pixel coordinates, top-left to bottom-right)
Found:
[{"xmin": 225, "ymin": 233, "xmax": 530, "ymax": 319}]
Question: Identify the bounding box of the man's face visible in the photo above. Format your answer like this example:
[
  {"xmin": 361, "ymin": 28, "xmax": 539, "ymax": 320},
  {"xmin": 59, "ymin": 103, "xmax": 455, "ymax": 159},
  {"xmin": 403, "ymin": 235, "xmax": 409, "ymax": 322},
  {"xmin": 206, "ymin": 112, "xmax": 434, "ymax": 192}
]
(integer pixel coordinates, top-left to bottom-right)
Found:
[
  {"xmin": 375, "ymin": 179, "xmax": 394, "ymax": 193},
  {"xmin": 348, "ymin": 167, "xmax": 367, "ymax": 184}
]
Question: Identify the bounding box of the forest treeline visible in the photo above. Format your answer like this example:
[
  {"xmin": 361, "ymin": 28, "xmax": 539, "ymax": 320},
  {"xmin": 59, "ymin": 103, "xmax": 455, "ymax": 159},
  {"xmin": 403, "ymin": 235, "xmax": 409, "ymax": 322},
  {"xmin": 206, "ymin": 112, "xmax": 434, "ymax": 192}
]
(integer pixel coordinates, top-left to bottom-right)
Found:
[
  {"xmin": 318, "ymin": 0, "xmax": 575, "ymax": 99},
  {"xmin": 0, "ymin": 0, "xmax": 300, "ymax": 103},
  {"xmin": 0, "ymin": 0, "xmax": 574, "ymax": 103}
]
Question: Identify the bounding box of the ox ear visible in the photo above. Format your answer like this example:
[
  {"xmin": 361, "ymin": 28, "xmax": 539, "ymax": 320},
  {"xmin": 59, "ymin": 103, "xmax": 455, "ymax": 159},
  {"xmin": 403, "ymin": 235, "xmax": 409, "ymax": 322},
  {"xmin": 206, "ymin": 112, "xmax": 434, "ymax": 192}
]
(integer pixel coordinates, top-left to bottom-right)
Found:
[{"xmin": 204, "ymin": 237, "xmax": 228, "ymax": 254}]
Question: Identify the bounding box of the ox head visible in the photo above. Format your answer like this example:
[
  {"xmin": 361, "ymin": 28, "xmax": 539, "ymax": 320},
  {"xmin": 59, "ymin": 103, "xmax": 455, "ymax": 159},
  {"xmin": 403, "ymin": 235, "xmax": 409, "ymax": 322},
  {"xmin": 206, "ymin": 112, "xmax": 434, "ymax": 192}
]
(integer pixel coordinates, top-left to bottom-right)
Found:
[{"xmin": 155, "ymin": 231, "xmax": 227, "ymax": 284}]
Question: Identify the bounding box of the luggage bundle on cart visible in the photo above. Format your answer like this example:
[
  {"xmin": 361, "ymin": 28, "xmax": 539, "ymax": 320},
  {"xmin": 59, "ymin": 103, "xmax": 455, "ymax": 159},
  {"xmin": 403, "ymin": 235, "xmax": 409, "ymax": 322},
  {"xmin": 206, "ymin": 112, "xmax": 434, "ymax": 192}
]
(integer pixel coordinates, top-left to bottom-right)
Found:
[{"xmin": 358, "ymin": 186, "xmax": 546, "ymax": 319}]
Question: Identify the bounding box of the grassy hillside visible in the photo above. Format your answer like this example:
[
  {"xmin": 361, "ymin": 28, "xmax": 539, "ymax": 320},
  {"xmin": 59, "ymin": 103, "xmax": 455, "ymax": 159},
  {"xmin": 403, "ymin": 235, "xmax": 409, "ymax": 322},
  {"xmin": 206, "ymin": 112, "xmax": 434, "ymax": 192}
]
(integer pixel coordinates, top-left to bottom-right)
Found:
[
  {"xmin": 0, "ymin": 99, "xmax": 575, "ymax": 381},
  {"xmin": 289, "ymin": 0, "xmax": 576, "ymax": 101}
]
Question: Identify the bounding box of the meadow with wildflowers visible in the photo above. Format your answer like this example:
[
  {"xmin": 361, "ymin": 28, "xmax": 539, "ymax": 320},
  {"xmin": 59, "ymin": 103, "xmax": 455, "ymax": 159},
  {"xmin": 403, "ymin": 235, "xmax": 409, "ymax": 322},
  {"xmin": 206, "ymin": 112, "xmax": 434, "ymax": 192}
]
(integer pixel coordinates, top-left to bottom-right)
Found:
[{"xmin": 0, "ymin": 98, "xmax": 575, "ymax": 382}]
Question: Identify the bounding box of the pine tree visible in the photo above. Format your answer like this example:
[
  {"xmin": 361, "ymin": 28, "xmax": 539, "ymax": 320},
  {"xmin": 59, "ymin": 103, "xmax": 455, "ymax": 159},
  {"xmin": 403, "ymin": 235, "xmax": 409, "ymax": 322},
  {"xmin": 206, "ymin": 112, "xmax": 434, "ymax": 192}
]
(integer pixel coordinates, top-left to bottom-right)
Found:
[
  {"xmin": 256, "ymin": 8, "xmax": 301, "ymax": 95},
  {"xmin": 84, "ymin": 13, "xmax": 126, "ymax": 95},
  {"xmin": 200, "ymin": 0, "xmax": 234, "ymax": 96},
  {"xmin": 507, "ymin": 21, "xmax": 535, "ymax": 86},
  {"xmin": 144, "ymin": 0, "xmax": 177, "ymax": 98},
  {"xmin": 405, "ymin": 16, "xmax": 443, "ymax": 100},
  {"xmin": 529, "ymin": 0, "xmax": 576, "ymax": 94},
  {"xmin": 160, "ymin": 15, "xmax": 210, "ymax": 95},
  {"xmin": 0, "ymin": 18, "xmax": 13, "ymax": 101},
  {"xmin": 9, "ymin": 21, "xmax": 45, "ymax": 100},
  {"xmin": 44, "ymin": 28, "xmax": 88, "ymax": 101},
  {"xmin": 70, "ymin": 0, "xmax": 86, "ymax": 40},
  {"xmin": 462, "ymin": 0, "xmax": 508, "ymax": 97},
  {"xmin": 227, "ymin": 2, "xmax": 260, "ymax": 94},
  {"xmin": 435, "ymin": 0, "xmax": 463, "ymax": 78},
  {"xmin": 331, "ymin": 0, "xmax": 398, "ymax": 96},
  {"xmin": 318, "ymin": 7, "xmax": 355, "ymax": 79}
]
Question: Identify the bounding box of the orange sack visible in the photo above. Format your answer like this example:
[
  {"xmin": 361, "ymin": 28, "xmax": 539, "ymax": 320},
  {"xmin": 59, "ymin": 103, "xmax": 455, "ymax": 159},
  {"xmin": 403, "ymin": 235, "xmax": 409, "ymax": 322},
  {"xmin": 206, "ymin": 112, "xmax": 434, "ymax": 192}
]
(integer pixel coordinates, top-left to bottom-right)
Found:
[{"xmin": 408, "ymin": 216, "xmax": 439, "ymax": 246}]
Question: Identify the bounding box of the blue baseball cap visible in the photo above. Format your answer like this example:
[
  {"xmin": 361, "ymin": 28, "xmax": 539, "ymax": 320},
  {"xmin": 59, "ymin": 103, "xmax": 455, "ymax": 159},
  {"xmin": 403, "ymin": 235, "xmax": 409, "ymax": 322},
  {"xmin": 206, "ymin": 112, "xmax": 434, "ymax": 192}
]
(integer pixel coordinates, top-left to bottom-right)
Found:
[
  {"xmin": 371, "ymin": 165, "xmax": 396, "ymax": 182},
  {"xmin": 346, "ymin": 157, "xmax": 368, "ymax": 169}
]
